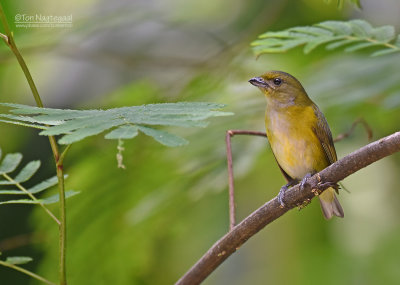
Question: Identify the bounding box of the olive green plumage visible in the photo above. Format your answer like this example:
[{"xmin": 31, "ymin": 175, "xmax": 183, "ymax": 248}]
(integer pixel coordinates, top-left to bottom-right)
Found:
[{"xmin": 249, "ymin": 71, "xmax": 344, "ymax": 219}]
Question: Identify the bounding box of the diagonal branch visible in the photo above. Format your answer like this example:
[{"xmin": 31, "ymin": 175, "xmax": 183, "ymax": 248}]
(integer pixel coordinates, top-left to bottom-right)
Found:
[{"xmin": 176, "ymin": 131, "xmax": 400, "ymax": 285}]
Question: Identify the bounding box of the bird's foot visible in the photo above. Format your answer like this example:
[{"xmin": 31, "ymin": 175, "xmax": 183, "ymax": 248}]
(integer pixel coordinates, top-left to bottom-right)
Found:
[
  {"xmin": 277, "ymin": 181, "xmax": 296, "ymax": 208},
  {"xmin": 299, "ymin": 173, "xmax": 312, "ymax": 191},
  {"xmin": 277, "ymin": 185, "xmax": 288, "ymax": 208}
]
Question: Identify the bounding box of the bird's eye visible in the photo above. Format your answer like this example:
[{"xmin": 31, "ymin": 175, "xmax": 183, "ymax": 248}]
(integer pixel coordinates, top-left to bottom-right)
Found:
[{"xmin": 273, "ymin": 78, "xmax": 282, "ymax": 86}]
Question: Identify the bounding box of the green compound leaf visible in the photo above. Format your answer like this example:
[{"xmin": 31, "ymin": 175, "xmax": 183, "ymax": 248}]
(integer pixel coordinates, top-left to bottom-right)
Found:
[
  {"xmin": 252, "ymin": 20, "xmax": 400, "ymax": 57},
  {"xmin": 0, "ymin": 102, "xmax": 232, "ymax": 146},
  {"xmin": 0, "ymin": 148, "xmax": 75, "ymax": 209}
]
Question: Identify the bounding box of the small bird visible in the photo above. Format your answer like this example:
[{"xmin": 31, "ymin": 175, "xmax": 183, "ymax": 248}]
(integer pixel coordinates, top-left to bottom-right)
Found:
[{"xmin": 249, "ymin": 70, "xmax": 344, "ymax": 219}]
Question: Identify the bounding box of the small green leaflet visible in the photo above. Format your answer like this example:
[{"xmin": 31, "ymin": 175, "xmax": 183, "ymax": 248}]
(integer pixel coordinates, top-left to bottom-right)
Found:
[
  {"xmin": 14, "ymin": 161, "xmax": 41, "ymax": 183},
  {"xmin": 4, "ymin": 256, "xmax": 33, "ymax": 265},
  {"xmin": 137, "ymin": 126, "xmax": 188, "ymax": 147},
  {"xmin": 251, "ymin": 19, "xmax": 400, "ymax": 57},
  {"xmin": 105, "ymin": 125, "xmax": 139, "ymax": 140},
  {"xmin": 0, "ymin": 153, "xmax": 22, "ymax": 174},
  {"xmin": 0, "ymin": 102, "xmax": 232, "ymax": 146},
  {"xmin": 0, "ymin": 190, "xmax": 80, "ymax": 205}
]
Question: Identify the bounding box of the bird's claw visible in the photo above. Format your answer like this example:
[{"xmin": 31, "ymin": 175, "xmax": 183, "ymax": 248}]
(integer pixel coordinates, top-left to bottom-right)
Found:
[
  {"xmin": 278, "ymin": 177, "xmax": 312, "ymax": 208},
  {"xmin": 278, "ymin": 180, "xmax": 296, "ymax": 207},
  {"xmin": 277, "ymin": 185, "xmax": 288, "ymax": 208},
  {"xmin": 300, "ymin": 173, "xmax": 312, "ymax": 191}
]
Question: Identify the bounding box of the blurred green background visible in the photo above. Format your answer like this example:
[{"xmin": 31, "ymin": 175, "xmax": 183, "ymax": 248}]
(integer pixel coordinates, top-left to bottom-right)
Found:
[{"xmin": 1, "ymin": 0, "xmax": 400, "ymax": 284}]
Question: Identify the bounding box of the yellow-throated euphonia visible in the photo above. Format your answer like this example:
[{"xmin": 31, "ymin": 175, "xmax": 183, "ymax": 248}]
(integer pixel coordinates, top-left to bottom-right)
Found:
[{"xmin": 249, "ymin": 71, "xmax": 344, "ymax": 219}]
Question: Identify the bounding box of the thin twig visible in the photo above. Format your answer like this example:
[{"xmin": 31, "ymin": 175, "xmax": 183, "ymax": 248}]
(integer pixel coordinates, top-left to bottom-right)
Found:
[
  {"xmin": 176, "ymin": 131, "xmax": 400, "ymax": 285},
  {"xmin": 2, "ymin": 173, "xmax": 60, "ymax": 225},
  {"xmin": 334, "ymin": 118, "xmax": 373, "ymax": 143},
  {"xmin": 225, "ymin": 130, "xmax": 267, "ymax": 230},
  {"xmin": 0, "ymin": 260, "xmax": 56, "ymax": 285}
]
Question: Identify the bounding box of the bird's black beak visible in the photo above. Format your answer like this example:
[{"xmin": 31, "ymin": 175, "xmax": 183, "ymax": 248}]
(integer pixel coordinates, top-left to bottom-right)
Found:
[{"xmin": 249, "ymin": 77, "xmax": 269, "ymax": 88}]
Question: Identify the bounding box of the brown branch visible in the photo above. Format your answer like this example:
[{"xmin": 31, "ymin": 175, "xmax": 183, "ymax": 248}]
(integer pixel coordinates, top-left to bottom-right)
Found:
[{"xmin": 176, "ymin": 131, "xmax": 400, "ymax": 285}]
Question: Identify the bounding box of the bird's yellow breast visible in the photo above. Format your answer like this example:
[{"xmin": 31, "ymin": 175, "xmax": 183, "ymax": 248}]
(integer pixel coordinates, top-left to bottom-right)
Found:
[{"xmin": 265, "ymin": 105, "xmax": 329, "ymax": 180}]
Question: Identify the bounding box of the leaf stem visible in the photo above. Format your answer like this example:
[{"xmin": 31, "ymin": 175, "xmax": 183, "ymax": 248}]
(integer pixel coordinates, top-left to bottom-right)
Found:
[
  {"xmin": 0, "ymin": 260, "xmax": 56, "ymax": 285},
  {"xmin": 346, "ymin": 35, "xmax": 400, "ymax": 51},
  {"xmin": 2, "ymin": 173, "xmax": 60, "ymax": 225},
  {"xmin": 56, "ymin": 160, "xmax": 67, "ymax": 284},
  {"xmin": 0, "ymin": 4, "xmax": 11, "ymax": 39},
  {"xmin": 58, "ymin": 145, "xmax": 71, "ymax": 166},
  {"xmin": 0, "ymin": 3, "xmax": 67, "ymax": 284}
]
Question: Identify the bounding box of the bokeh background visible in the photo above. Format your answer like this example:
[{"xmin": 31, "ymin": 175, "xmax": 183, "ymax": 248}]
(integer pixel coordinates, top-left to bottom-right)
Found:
[{"xmin": 1, "ymin": 0, "xmax": 400, "ymax": 284}]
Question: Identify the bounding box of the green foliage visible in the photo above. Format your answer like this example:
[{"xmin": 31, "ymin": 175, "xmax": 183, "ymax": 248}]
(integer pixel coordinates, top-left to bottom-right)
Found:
[
  {"xmin": 0, "ymin": 102, "xmax": 232, "ymax": 147},
  {"xmin": 252, "ymin": 19, "xmax": 400, "ymax": 56},
  {"xmin": 0, "ymin": 148, "xmax": 77, "ymax": 205},
  {"xmin": 305, "ymin": 54, "xmax": 400, "ymax": 110}
]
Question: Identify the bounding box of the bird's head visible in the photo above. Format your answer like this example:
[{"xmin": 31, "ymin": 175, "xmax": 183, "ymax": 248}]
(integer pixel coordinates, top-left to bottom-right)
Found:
[{"xmin": 249, "ymin": 71, "xmax": 311, "ymax": 106}]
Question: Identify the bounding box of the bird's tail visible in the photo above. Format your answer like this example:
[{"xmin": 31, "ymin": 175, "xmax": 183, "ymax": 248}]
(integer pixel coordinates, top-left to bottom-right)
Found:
[{"xmin": 318, "ymin": 187, "xmax": 344, "ymax": 219}]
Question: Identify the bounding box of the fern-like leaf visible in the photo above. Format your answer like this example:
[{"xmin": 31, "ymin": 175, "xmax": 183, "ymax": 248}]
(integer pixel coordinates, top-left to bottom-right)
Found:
[
  {"xmin": 252, "ymin": 19, "xmax": 400, "ymax": 56},
  {"xmin": 0, "ymin": 148, "xmax": 76, "ymax": 206},
  {"xmin": 0, "ymin": 102, "xmax": 232, "ymax": 146}
]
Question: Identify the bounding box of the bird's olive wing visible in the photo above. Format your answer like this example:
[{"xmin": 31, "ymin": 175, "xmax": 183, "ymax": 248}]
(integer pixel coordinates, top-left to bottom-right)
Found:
[{"xmin": 312, "ymin": 106, "xmax": 337, "ymax": 164}]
